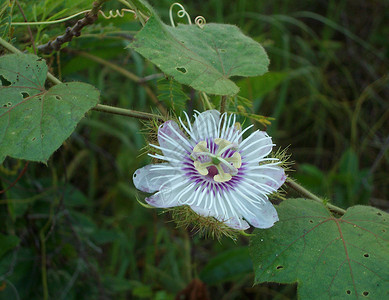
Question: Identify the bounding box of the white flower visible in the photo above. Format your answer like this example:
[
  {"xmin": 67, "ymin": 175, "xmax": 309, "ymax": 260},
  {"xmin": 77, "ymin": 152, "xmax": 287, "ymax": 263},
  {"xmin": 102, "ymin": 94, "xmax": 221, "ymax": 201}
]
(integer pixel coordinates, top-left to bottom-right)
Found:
[{"xmin": 133, "ymin": 110, "xmax": 286, "ymax": 230}]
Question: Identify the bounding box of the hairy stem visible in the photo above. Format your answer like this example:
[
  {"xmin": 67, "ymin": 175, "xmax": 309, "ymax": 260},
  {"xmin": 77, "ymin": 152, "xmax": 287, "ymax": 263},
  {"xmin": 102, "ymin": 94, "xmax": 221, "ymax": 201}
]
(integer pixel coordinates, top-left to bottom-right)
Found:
[
  {"xmin": 93, "ymin": 104, "xmax": 164, "ymax": 121},
  {"xmin": 286, "ymin": 179, "xmax": 347, "ymax": 215},
  {"xmin": 0, "ymin": 37, "xmax": 21, "ymax": 53}
]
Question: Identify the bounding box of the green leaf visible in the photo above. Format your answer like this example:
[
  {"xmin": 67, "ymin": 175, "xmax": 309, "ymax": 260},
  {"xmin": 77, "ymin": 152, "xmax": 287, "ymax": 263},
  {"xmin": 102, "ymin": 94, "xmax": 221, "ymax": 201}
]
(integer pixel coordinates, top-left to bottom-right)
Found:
[
  {"xmin": 133, "ymin": 283, "xmax": 153, "ymax": 298},
  {"xmin": 0, "ymin": 233, "xmax": 20, "ymax": 259},
  {"xmin": 0, "ymin": 2, "xmax": 12, "ymax": 40},
  {"xmin": 0, "ymin": 54, "xmax": 100, "ymax": 163},
  {"xmin": 237, "ymin": 71, "xmax": 287, "ymax": 99},
  {"xmin": 250, "ymin": 198, "xmax": 389, "ymax": 299},
  {"xmin": 200, "ymin": 247, "xmax": 252, "ymax": 285},
  {"xmin": 131, "ymin": 0, "xmax": 153, "ymax": 16},
  {"xmin": 157, "ymin": 77, "xmax": 189, "ymax": 112},
  {"xmin": 129, "ymin": 15, "xmax": 269, "ymax": 96},
  {"xmin": 294, "ymin": 163, "xmax": 327, "ymax": 196}
]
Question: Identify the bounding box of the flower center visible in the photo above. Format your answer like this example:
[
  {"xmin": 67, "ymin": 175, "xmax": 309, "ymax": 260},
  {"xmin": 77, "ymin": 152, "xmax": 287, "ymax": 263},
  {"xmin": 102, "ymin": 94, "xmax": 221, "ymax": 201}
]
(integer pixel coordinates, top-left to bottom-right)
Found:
[{"xmin": 190, "ymin": 138, "xmax": 242, "ymax": 183}]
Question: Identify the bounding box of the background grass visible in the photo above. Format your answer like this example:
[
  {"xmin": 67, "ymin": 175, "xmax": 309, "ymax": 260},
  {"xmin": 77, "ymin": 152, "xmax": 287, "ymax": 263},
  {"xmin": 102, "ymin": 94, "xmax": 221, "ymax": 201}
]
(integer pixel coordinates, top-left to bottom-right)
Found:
[{"xmin": 0, "ymin": 0, "xmax": 388, "ymax": 299}]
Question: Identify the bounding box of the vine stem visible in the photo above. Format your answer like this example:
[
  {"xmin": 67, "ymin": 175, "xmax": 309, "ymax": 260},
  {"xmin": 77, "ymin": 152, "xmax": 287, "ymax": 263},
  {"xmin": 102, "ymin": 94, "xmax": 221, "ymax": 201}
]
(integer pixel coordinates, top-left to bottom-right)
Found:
[
  {"xmin": 0, "ymin": 37, "xmax": 164, "ymax": 122},
  {"xmin": 93, "ymin": 104, "xmax": 164, "ymax": 121},
  {"xmin": 286, "ymin": 179, "xmax": 346, "ymax": 215},
  {"xmin": 118, "ymin": 0, "xmax": 147, "ymax": 26},
  {"xmin": 11, "ymin": 10, "xmax": 92, "ymax": 25}
]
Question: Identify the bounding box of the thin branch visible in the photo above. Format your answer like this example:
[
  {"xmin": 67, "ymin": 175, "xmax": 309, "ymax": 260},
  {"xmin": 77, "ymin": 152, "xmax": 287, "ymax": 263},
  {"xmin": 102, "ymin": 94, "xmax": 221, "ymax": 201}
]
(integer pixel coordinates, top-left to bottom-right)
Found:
[
  {"xmin": 93, "ymin": 104, "xmax": 164, "ymax": 121},
  {"xmin": 37, "ymin": 0, "xmax": 110, "ymax": 54},
  {"xmin": 11, "ymin": 10, "xmax": 92, "ymax": 26},
  {"xmin": 286, "ymin": 178, "xmax": 347, "ymax": 215},
  {"xmin": 0, "ymin": 36, "xmax": 22, "ymax": 53}
]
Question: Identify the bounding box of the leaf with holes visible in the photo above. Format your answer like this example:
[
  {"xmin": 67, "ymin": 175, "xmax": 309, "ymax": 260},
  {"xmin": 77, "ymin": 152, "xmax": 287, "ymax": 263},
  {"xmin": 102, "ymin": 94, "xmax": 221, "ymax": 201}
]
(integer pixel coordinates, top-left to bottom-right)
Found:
[
  {"xmin": 0, "ymin": 54, "xmax": 99, "ymax": 163},
  {"xmin": 249, "ymin": 198, "xmax": 389, "ymax": 299},
  {"xmin": 129, "ymin": 15, "xmax": 269, "ymax": 96}
]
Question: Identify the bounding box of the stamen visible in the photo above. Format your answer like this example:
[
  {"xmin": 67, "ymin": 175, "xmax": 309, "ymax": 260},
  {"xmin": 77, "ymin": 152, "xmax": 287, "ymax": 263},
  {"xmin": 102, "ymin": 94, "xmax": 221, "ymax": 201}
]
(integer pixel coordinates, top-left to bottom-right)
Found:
[
  {"xmin": 191, "ymin": 139, "xmax": 242, "ymax": 182},
  {"xmin": 214, "ymin": 138, "xmax": 230, "ymax": 153},
  {"xmin": 229, "ymin": 152, "xmax": 242, "ymax": 168},
  {"xmin": 194, "ymin": 161, "xmax": 210, "ymax": 175},
  {"xmin": 216, "ymin": 157, "xmax": 238, "ymax": 174},
  {"xmin": 192, "ymin": 141, "xmax": 208, "ymax": 153},
  {"xmin": 214, "ymin": 165, "xmax": 232, "ymax": 182},
  {"xmin": 215, "ymin": 139, "xmax": 237, "ymax": 156}
]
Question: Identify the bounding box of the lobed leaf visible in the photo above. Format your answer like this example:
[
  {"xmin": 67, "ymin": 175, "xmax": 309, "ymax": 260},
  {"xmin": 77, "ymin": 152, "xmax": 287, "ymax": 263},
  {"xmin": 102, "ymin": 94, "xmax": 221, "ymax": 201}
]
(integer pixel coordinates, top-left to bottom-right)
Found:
[
  {"xmin": 0, "ymin": 54, "xmax": 100, "ymax": 163},
  {"xmin": 250, "ymin": 198, "xmax": 389, "ymax": 299},
  {"xmin": 129, "ymin": 15, "xmax": 269, "ymax": 96}
]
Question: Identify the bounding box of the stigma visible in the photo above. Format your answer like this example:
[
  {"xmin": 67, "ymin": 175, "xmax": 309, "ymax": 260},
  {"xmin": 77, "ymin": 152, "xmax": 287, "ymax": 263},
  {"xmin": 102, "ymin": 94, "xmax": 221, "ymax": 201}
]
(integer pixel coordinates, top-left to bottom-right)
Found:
[{"xmin": 191, "ymin": 138, "xmax": 242, "ymax": 183}]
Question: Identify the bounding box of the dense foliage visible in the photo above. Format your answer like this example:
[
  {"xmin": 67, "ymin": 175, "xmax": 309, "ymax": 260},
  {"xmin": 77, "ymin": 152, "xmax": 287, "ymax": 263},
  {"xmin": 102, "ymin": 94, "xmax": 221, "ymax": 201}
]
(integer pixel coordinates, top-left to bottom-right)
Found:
[{"xmin": 0, "ymin": 0, "xmax": 388, "ymax": 299}]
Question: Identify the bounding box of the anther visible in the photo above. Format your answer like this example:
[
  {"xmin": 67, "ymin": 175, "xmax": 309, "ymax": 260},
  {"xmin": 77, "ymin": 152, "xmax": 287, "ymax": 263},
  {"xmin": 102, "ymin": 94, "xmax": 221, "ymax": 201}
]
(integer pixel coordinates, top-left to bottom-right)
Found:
[{"xmin": 191, "ymin": 139, "xmax": 242, "ymax": 182}]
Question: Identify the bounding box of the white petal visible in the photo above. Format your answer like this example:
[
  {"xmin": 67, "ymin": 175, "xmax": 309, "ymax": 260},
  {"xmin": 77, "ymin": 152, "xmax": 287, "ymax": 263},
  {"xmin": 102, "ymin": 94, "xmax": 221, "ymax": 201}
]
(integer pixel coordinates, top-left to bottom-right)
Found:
[
  {"xmin": 179, "ymin": 112, "xmax": 197, "ymax": 141},
  {"xmin": 133, "ymin": 164, "xmax": 182, "ymax": 193},
  {"xmin": 221, "ymin": 191, "xmax": 250, "ymax": 230},
  {"xmin": 232, "ymin": 190, "xmax": 279, "ymax": 229},
  {"xmin": 239, "ymin": 131, "xmax": 274, "ymax": 163},
  {"xmin": 236, "ymin": 124, "xmax": 254, "ymax": 143},
  {"xmin": 190, "ymin": 192, "xmax": 250, "ymax": 230},
  {"xmin": 220, "ymin": 113, "xmax": 235, "ymax": 140},
  {"xmin": 145, "ymin": 180, "xmax": 191, "ymax": 208},
  {"xmin": 223, "ymin": 217, "xmax": 250, "ymax": 230},
  {"xmin": 246, "ymin": 165, "xmax": 286, "ymax": 190},
  {"xmin": 149, "ymin": 143, "xmax": 187, "ymax": 160},
  {"xmin": 158, "ymin": 120, "xmax": 191, "ymax": 155},
  {"xmin": 221, "ymin": 120, "xmax": 244, "ymax": 144},
  {"xmin": 192, "ymin": 110, "xmax": 220, "ymax": 141}
]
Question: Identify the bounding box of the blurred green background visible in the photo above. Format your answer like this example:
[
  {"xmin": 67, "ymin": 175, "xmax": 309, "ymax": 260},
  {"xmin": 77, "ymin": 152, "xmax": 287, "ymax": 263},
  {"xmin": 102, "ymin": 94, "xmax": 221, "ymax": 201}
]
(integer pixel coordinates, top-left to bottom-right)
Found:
[{"xmin": 0, "ymin": 0, "xmax": 388, "ymax": 299}]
